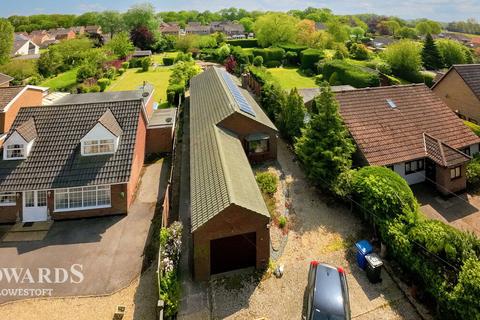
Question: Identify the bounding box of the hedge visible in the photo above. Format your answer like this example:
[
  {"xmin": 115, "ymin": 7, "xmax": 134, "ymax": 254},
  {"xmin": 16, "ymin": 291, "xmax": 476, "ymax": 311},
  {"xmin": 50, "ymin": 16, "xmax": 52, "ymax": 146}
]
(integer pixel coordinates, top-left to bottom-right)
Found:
[
  {"xmin": 167, "ymin": 83, "xmax": 185, "ymax": 105},
  {"xmin": 279, "ymin": 44, "xmax": 308, "ymax": 54},
  {"xmin": 300, "ymin": 48, "xmax": 324, "ymax": 71},
  {"xmin": 323, "ymin": 60, "xmax": 380, "ymax": 88},
  {"xmin": 465, "ymin": 121, "xmax": 480, "ymax": 137},
  {"xmin": 252, "ymin": 47, "xmax": 285, "ymax": 63},
  {"xmin": 226, "ymin": 39, "xmax": 258, "ymax": 48},
  {"xmin": 265, "ymin": 60, "xmax": 281, "ymax": 68},
  {"xmin": 163, "ymin": 57, "xmax": 175, "ymax": 66},
  {"xmin": 97, "ymin": 78, "xmax": 110, "ymax": 92}
]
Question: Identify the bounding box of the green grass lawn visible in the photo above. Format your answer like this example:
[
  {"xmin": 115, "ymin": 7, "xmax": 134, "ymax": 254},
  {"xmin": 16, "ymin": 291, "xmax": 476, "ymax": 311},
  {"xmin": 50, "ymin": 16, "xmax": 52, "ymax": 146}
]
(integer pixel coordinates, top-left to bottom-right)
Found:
[
  {"xmin": 268, "ymin": 67, "xmax": 317, "ymax": 90},
  {"xmin": 152, "ymin": 52, "xmax": 179, "ymax": 65},
  {"xmin": 40, "ymin": 68, "xmax": 78, "ymax": 91},
  {"xmin": 106, "ymin": 67, "xmax": 172, "ymax": 106}
]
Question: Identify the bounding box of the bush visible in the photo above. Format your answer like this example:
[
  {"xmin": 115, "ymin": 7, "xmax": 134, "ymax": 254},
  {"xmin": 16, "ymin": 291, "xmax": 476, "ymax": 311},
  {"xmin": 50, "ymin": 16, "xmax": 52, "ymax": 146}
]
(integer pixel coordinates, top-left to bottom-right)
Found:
[
  {"xmin": 467, "ymin": 154, "xmax": 480, "ymax": 186},
  {"xmin": 105, "ymin": 67, "xmax": 116, "ymax": 80},
  {"xmin": 323, "ymin": 60, "xmax": 380, "ymax": 88},
  {"xmin": 349, "ymin": 43, "xmax": 370, "ymax": 60},
  {"xmin": 278, "ymin": 216, "xmax": 287, "ymax": 229},
  {"xmin": 226, "ymin": 39, "xmax": 258, "ymax": 48},
  {"xmin": 376, "ymin": 62, "xmax": 392, "ymax": 75},
  {"xmin": 76, "ymin": 63, "xmax": 97, "ymax": 83},
  {"xmin": 279, "ymin": 44, "xmax": 308, "ymax": 54},
  {"xmin": 97, "ymin": 78, "xmax": 110, "ymax": 92},
  {"xmin": 163, "ymin": 57, "xmax": 175, "ymax": 66},
  {"xmin": 265, "ymin": 60, "xmax": 281, "ymax": 68},
  {"xmin": 253, "ymin": 56, "xmax": 263, "ymax": 67},
  {"xmin": 88, "ymin": 85, "xmax": 101, "ymax": 93},
  {"xmin": 118, "ymin": 68, "xmax": 125, "ymax": 75},
  {"xmin": 421, "ymin": 71, "xmax": 435, "ymax": 87},
  {"xmin": 167, "ymin": 83, "xmax": 185, "ymax": 105},
  {"xmin": 121, "ymin": 62, "xmax": 129, "ymax": 69},
  {"xmin": 129, "ymin": 58, "xmax": 142, "ymax": 68},
  {"xmin": 252, "ymin": 47, "xmax": 285, "ymax": 63},
  {"xmin": 141, "ymin": 58, "xmax": 151, "ymax": 72},
  {"xmin": 0, "ymin": 60, "xmax": 38, "ymax": 84},
  {"xmin": 285, "ymin": 51, "xmax": 299, "ymax": 66},
  {"xmin": 256, "ymin": 172, "xmax": 278, "ymax": 195},
  {"xmin": 300, "ymin": 48, "xmax": 324, "ymax": 71}
]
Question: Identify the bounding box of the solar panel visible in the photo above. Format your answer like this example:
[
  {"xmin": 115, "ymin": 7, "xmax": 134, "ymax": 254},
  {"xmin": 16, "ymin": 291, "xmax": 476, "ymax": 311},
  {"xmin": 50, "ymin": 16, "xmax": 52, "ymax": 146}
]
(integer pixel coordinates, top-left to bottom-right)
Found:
[{"xmin": 220, "ymin": 70, "xmax": 256, "ymax": 117}]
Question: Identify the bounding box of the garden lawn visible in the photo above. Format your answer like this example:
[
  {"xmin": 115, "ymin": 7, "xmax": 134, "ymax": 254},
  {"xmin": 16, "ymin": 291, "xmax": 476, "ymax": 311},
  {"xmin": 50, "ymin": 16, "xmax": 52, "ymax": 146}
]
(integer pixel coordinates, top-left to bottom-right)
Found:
[
  {"xmin": 152, "ymin": 52, "xmax": 179, "ymax": 65},
  {"xmin": 40, "ymin": 68, "xmax": 78, "ymax": 91},
  {"xmin": 268, "ymin": 67, "xmax": 317, "ymax": 90},
  {"xmin": 107, "ymin": 67, "xmax": 172, "ymax": 106}
]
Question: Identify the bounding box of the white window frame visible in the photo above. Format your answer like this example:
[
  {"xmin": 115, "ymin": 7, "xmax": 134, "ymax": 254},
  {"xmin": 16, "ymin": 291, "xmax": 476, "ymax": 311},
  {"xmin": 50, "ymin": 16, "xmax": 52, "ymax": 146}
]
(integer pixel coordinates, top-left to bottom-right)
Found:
[
  {"xmin": 5, "ymin": 144, "xmax": 25, "ymax": 160},
  {"xmin": 82, "ymin": 139, "xmax": 115, "ymax": 156},
  {"xmin": 54, "ymin": 185, "xmax": 111, "ymax": 212},
  {"xmin": 0, "ymin": 192, "xmax": 17, "ymax": 206}
]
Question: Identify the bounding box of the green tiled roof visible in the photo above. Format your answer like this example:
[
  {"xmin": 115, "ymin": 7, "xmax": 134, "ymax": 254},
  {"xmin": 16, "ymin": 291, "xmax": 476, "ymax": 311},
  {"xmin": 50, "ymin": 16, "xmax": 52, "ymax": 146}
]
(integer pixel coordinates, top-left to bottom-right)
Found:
[{"xmin": 189, "ymin": 67, "xmax": 273, "ymax": 232}]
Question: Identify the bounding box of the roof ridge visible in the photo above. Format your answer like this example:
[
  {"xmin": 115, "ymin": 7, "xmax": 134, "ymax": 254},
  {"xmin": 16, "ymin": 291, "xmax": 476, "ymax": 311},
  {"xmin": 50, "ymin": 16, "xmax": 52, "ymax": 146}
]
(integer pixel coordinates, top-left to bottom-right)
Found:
[{"xmin": 20, "ymin": 98, "xmax": 143, "ymax": 110}]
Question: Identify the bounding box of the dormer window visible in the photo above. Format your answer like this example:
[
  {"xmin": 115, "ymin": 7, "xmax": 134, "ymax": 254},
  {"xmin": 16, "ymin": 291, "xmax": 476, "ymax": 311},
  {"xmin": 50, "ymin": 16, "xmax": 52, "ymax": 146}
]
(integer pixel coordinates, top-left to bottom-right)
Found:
[
  {"xmin": 6, "ymin": 144, "xmax": 25, "ymax": 159},
  {"xmin": 80, "ymin": 109, "xmax": 122, "ymax": 157},
  {"xmin": 83, "ymin": 139, "xmax": 115, "ymax": 155}
]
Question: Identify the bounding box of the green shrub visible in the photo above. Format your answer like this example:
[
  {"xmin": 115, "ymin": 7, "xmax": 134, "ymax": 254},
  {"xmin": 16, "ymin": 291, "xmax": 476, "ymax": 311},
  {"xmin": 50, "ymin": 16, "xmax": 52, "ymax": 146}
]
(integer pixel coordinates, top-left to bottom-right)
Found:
[
  {"xmin": 97, "ymin": 78, "xmax": 110, "ymax": 92},
  {"xmin": 349, "ymin": 43, "xmax": 370, "ymax": 60},
  {"xmin": 253, "ymin": 56, "xmax": 263, "ymax": 67},
  {"xmin": 285, "ymin": 51, "xmax": 299, "ymax": 65},
  {"xmin": 376, "ymin": 62, "xmax": 392, "ymax": 75},
  {"xmin": 248, "ymin": 66, "xmax": 274, "ymax": 85},
  {"xmin": 256, "ymin": 172, "xmax": 278, "ymax": 195},
  {"xmin": 121, "ymin": 62, "xmax": 129, "ymax": 69},
  {"xmin": 467, "ymin": 154, "xmax": 480, "ymax": 186},
  {"xmin": 279, "ymin": 44, "xmax": 308, "ymax": 54},
  {"xmin": 265, "ymin": 60, "xmax": 281, "ymax": 68},
  {"xmin": 323, "ymin": 60, "xmax": 380, "ymax": 88},
  {"xmin": 226, "ymin": 39, "xmax": 258, "ymax": 48},
  {"xmin": 141, "ymin": 58, "xmax": 151, "ymax": 72},
  {"xmin": 0, "ymin": 60, "xmax": 38, "ymax": 84},
  {"xmin": 118, "ymin": 68, "xmax": 125, "ymax": 75},
  {"xmin": 88, "ymin": 85, "xmax": 101, "ymax": 93},
  {"xmin": 167, "ymin": 83, "xmax": 185, "ymax": 105},
  {"xmin": 76, "ymin": 63, "xmax": 97, "ymax": 83},
  {"xmin": 465, "ymin": 121, "xmax": 480, "ymax": 137},
  {"xmin": 300, "ymin": 48, "xmax": 324, "ymax": 71},
  {"xmin": 421, "ymin": 71, "xmax": 435, "ymax": 87},
  {"xmin": 278, "ymin": 216, "xmax": 287, "ymax": 229},
  {"xmin": 252, "ymin": 47, "xmax": 285, "ymax": 63},
  {"xmin": 129, "ymin": 58, "xmax": 141, "ymax": 68},
  {"xmin": 105, "ymin": 66, "xmax": 116, "ymax": 80},
  {"xmin": 162, "ymin": 57, "xmax": 174, "ymax": 65},
  {"xmin": 384, "ymin": 74, "xmax": 401, "ymax": 85}
]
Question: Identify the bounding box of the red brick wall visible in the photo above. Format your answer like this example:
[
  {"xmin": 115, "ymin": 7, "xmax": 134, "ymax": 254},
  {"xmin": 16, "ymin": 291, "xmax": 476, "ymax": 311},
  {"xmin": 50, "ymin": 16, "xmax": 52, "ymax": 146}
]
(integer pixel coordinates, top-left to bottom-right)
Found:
[
  {"xmin": 144, "ymin": 94, "xmax": 155, "ymax": 119},
  {"xmin": 0, "ymin": 195, "xmax": 20, "ymax": 223},
  {"xmin": 146, "ymin": 127, "xmax": 173, "ymax": 154},
  {"xmin": 435, "ymin": 164, "xmax": 467, "ymax": 195},
  {"xmin": 193, "ymin": 204, "xmax": 270, "ymax": 281},
  {"xmin": 0, "ymin": 88, "xmax": 43, "ymax": 134},
  {"xmin": 127, "ymin": 112, "xmax": 147, "ymax": 208}
]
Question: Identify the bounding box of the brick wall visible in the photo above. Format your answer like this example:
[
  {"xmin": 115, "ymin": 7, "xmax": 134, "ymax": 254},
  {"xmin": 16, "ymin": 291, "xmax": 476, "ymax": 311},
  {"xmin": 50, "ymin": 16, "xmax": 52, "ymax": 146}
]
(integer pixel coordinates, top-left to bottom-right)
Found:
[
  {"xmin": 0, "ymin": 88, "xmax": 43, "ymax": 134},
  {"xmin": 146, "ymin": 126, "xmax": 173, "ymax": 154},
  {"xmin": 435, "ymin": 164, "xmax": 467, "ymax": 196},
  {"xmin": 193, "ymin": 204, "xmax": 270, "ymax": 281},
  {"xmin": 433, "ymin": 70, "xmax": 480, "ymax": 123},
  {"xmin": 126, "ymin": 112, "xmax": 147, "ymax": 208},
  {"xmin": 0, "ymin": 196, "xmax": 20, "ymax": 223}
]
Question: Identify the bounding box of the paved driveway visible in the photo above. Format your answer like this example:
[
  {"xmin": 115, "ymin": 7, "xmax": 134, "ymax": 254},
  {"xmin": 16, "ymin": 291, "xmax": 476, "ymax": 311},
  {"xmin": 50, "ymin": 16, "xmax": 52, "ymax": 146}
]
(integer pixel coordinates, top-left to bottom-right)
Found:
[{"xmin": 0, "ymin": 161, "xmax": 168, "ymax": 304}]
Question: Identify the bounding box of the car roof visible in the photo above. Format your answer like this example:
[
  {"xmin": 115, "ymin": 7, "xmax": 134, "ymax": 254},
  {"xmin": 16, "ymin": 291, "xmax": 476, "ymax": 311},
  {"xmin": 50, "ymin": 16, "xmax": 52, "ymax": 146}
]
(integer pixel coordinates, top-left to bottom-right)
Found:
[{"xmin": 313, "ymin": 264, "xmax": 346, "ymax": 317}]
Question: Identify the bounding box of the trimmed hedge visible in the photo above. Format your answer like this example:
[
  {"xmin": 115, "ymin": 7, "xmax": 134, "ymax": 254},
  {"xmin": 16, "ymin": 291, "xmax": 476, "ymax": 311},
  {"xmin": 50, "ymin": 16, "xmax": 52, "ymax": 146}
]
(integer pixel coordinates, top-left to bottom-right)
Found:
[
  {"xmin": 97, "ymin": 78, "xmax": 110, "ymax": 92},
  {"xmin": 252, "ymin": 47, "xmax": 285, "ymax": 64},
  {"xmin": 226, "ymin": 39, "xmax": 258, "ymax": 48},
  {"xmin": 167, "ymin": 83, "xmax": 185, "ymax": 105},
  {"xmin": 323, "ymin": 60, "xmax": 380, "ymax": 88},
  {"xmin": 300, "ymin": 48, "xmax": 324, "ymax": 71},
  {"xmin": 163, "ymin": 57, "xmax": 175, "ymax": 66},
  {"xmin": 279, "ymin": 44, "xmax": 308, "ymax": 54},
  {"xmin": 265, "ymin": 60, "xmax": 281, "ymax": 68}
]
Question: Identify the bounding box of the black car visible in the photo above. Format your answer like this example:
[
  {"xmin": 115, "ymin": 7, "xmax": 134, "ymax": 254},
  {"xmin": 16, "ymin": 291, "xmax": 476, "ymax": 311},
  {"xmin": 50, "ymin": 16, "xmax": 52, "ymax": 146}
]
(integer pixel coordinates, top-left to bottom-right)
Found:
[{"xmin": 305, "ymin": 261, "xmax": 351, "ymax": 320}]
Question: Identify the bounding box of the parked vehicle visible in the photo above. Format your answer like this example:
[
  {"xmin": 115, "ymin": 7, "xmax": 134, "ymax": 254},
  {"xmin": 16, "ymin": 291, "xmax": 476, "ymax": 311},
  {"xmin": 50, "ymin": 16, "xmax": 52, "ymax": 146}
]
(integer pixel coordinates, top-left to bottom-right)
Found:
[{"xmin": 305, "ymin": 261, "xmax": 351, "ymax": 320}]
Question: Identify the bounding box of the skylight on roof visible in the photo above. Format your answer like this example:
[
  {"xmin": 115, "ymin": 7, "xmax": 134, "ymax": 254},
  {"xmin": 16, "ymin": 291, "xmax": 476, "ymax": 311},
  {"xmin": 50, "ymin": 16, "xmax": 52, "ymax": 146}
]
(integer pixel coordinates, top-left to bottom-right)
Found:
[
  {"xmin": 220, "ymin": 70, "xmax": 256, "ymax": 117},
  {"xmin": 386, "ymin": 99, "xmax": 397, "ymax": 109}
]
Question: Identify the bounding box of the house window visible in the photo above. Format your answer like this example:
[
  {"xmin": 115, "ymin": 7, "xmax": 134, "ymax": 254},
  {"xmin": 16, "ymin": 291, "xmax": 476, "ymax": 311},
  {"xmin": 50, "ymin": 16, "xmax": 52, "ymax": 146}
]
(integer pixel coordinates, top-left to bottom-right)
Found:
[
  {"xmin": 248, "ymin": 139, "xmax": 269, "ymax": 154},
  {"xmin": 405, "ymin": 159, "xmax": 424, "ymax": 174},
  {"xmin": 0, "ymin": 192, "xmax": 16, "ymax": 206},
  {"xmin": 450, "ymin": 166, "xmax": 461, "ymax": 180},
  {"xmin": 82, "ymin": 139, "xmax": 114, "ymax": 155},
  {"xmin": 5, "ymin": 144, "xmax": 25, "ymax": 159},
  {"xmin": 54, "ymin": 185, "xmax": 111, "ymax": 211},
  {"xmin": 462, "ymin": 147, "xmax": 471, "ymax": 156}
]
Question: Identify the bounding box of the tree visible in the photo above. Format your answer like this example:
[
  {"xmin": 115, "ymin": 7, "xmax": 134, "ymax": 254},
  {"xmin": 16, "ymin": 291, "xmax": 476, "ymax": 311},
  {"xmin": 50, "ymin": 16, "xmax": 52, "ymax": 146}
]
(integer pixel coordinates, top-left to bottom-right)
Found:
[
  {"xmin": 436, "ymin": 39, "xmax": 468, "ymax": 67},
  {"xmin": 384, "ymin": 20, "xmax": 401, "ymax": 36},
  {"xmin": 383, "ymin": 40, "xmax": 422, "ymax": 79},
  {"xmin": 397, "ymin": 27, "xmax": 418, "ymax": 39},
  {"xmin": 37, "ymin": 47, "xmax": 63, "ymax": 77},
  {"xmin": 0, "ymin": 19, "xmax": 14, "ymax": 65},
  {"xmin": 351, "ymin": 27, "xmax": 365, "ymax": 42},
  {"xmin": 294, "ymin": 83, "xmax": 356, "ymax": 188},
  {"xmin": 75, "ymin": 12, "xmax": 100, "ymax": 26},
  {"xmin": 123, "ymin": 3, "xmax": 159, "ymax": 32},
  {"xmin": 239, "ymin": 17, "xmax": 254, "ymax": 33},
  {"xmin": 327, "ymin": 20, "xmax": 350, "ymax": 42},
  {"xmin": 277, "ymin": 88, "xmax": 306, "ymax": 143},
  {"xmin": 99, "ymin": 11, "xmax": 124, "ymax": 38},
  {"xmin": 422, "ymin": 33, "xmax": 443, "ymax": 70},
  {"xmin": 254, "ymin": 13, "xmax": 298, "ymax": 47},
  {"xmin": 131, "ymin": 26, "xmax": 156, "ymax": 50},
  {"xmin": 296, "ymin": 19, "xmax": 317, "ymax": 47},
  {"xmin": 106, "ymin": 32, "xmax": 134, "ymax": 59},
  {"xmin": 416, "ymin": 20, "xmax": 442, "ymax": 36}
]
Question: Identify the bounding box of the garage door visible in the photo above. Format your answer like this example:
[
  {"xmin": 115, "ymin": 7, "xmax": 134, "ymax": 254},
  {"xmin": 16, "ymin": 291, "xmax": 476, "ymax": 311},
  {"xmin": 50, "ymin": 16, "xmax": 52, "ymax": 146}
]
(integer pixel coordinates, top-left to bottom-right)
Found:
[{"xmin": 210, "ymin": 232, "xmax": 256, "ymax": 275}]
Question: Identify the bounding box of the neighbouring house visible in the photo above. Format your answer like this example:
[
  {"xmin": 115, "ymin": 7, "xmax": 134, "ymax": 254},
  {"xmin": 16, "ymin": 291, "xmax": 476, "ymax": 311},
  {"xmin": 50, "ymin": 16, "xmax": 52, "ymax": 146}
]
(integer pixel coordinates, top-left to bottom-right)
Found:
[
  {"xmin": 335, "ymin": 84, "xmax": 480, "ymax": 195},
  {"xmin": 132, "ymin": 50, "xmax": 152, "ymax": 58},
  {"xmin": 0, "ymin": 86, "xmax": 45, "ymax": 147},
  {"xmin": 72, "ymin": 26, "xmax": 85, "ymax": 36},
  {"xmin": 189, "ymin": 67, "xmax": 278, "ymax": 280},
  {"xmin": 159, "ymin": 22, "xmax": 180, "ymax": 36},
  {"xmin": 186, "ymin": 22, "xmax": 211, "ymax": 35},
  {"xmin": 85, "ymin": 25, "xmax": 102, "ymax": 35},
  {"xmin": 48, "ymin": 28, "xmax": 76, "ymax": 41},
  {"xmin": 0, "ymin": 73, "xmax": 13, "ymax": 87},
  {"xmin": 29, "ymin": 30, "xmax": 56, "ymax": 47},
  {"xmin": 298, "ymin": 85, "xmax": 355, "ymax": 110},
  {"xmin": 432, "ymin": 64, "xmax": 480, "ymax": 124},
  {"xmin": 0, "ymin": 86, "xmax": 158, "ymax": 224},
  {"xmin": 370, "ymin": 36, "xmax": 395, "ymax": 50},
  {"xmin": 11, "ymin": 34, "xmax": 39, "ymax": 57}
]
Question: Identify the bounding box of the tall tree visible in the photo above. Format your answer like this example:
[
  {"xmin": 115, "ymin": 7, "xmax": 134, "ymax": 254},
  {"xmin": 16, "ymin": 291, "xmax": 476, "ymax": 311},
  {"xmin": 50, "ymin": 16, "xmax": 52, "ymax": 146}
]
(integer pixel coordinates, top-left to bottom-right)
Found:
[
  {"xmin": 422, "ymin": 33, "xmax": 443, "ymax": 70},
  {"xmin": 124, "ymin": 3, "xmax": 159, "ymax": 32},
  {"xmin": 0, "ymin": 19, "xmax": 14, "ymax": 65},
  {"xmin": 277, "ymin": 88, "xmax": 306, "ymax": 143},
  {"xmin": 106, "ymin": 32, "xmax": 134, "ymax": 59},
  {"xmin": 416, "ymin": 20, "xmax": 442, "ymax": 36},
  {"xmin": 436, "ymin": 38, "xmax": 468, "ymax": 67},
  {"xmin": 99, "ymin": 11, "xmax": 124, "ymax": 38},
  {"xmin": 254, "ymin": 13, "xmax": 298, "ymax": 47},
  {"xmin": 383, "ymin": 39, "xmax": 422, "ymax": 79},
  {"xmin": 130, "ymin": 26, "xmax": 156, "ymax": 50},
  {"xmin": 294, "ymin": 83, "xmax": 355, "ymax": 188}
]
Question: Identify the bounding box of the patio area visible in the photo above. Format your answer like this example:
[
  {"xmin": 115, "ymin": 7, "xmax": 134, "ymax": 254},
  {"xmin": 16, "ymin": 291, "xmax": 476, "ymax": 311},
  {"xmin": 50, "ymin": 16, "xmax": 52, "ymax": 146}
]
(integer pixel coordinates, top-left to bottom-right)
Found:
[{"xmin": 412, "ymin": 183, "xmax": 480, "ymax": 236}]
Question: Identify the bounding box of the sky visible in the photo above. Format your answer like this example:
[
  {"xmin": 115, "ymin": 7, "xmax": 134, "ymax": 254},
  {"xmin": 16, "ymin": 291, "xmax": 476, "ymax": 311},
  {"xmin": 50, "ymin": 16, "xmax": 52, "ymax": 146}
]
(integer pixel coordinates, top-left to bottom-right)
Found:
[{"xmin": 1, "ymin": 0, "xmax": 480, "ymax": 22}]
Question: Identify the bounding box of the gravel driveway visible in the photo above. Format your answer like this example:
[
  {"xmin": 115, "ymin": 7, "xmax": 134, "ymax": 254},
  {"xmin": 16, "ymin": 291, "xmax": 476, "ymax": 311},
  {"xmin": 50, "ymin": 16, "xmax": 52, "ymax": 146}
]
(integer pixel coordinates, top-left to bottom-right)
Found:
[{"xmin": 210, "ymin": 140, "xmax": 420, "ymax": 320}]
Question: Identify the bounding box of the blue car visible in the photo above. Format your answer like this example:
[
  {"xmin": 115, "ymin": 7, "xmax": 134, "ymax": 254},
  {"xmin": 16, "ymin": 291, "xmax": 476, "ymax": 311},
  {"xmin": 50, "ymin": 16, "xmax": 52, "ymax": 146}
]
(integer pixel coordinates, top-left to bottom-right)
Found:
[{"xmin": 305, "ymin": 262, "xmax": 351, "ymax": 320}]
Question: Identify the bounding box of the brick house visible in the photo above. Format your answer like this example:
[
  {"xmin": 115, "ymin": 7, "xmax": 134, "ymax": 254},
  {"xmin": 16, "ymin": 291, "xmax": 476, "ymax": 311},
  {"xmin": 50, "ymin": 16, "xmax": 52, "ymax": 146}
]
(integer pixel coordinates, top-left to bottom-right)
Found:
[
  {"xmin": 48, "ymin": 28, "xmax": 76, "ymax": 41},
  {"xmin": 0, "ymin": 73, "xmax": 13, "ymax": 87},
  {"xmin": 189, "ymin": 67, "xmax": 278, "ymax": 280},
  {"xmin": 0, "ymin": 86, "xmax": 159, "ymax": 223},
  {"xmin": 159, "ymin": 22, "xmax": 180, "ymax": 36},
  {"xmin": 185, "ymin": 22, "xmax": 211, "ymax": 35},
  {"xmin": 432, "ymin": 64, "xmax": 480, "ymax": 124},
  {"xmin": 29, "ymin": 30, "xmax": 56, "ymax": 47},
  {"xmin": 0, "ymin": 86, "xmax": 44, "ymax": 147},
  {"xmin": 335, "ymin": 84, "xmax": 480, "ymax": 195},
  {"xmin": 12, "ymin": 34, "xmax": 39, "ymax": 56}
]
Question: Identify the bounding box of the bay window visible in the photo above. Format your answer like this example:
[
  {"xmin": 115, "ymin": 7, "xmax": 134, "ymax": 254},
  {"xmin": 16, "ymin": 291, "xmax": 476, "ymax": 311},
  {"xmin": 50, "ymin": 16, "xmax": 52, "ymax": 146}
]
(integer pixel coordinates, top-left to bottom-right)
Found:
[{"xmin": 54, "ymin": 186, "xmax": 111, "ymax": 211}]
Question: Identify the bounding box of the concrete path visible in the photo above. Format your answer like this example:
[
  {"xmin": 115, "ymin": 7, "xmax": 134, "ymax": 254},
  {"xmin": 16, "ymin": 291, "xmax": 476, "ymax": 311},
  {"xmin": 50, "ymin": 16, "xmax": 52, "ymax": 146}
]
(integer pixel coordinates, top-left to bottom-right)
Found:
[{"xmin": 0, "ymin": 161, "xmax": 169, "ymax": 304}]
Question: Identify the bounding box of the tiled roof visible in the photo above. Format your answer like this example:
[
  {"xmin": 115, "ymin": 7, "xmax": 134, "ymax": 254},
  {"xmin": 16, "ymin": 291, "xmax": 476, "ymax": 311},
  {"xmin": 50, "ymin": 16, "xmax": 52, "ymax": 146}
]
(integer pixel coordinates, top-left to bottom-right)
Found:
[
  {"xmin": 0, "ymin": 86, "xmax": 25, "ymax": 112},
  {"xmin": 0, "ymin": 73, "xmax": 13, "ymax": 85},
  {"xmin": 189, "ymin": 67, "xmax": 273, "ymax": 232},
  {"xmin": 15, "ymin": 117, "xmax": 37, "ymax": 142},
  {"xmin": 424, "ymin": 133, "xmax": 470, "ymax": 167},
  {"xmin": 451, "ymin": 64, "xmax": 480, "ymax": 100},
  {"xmin": 335, "ymin": 84, "xmax": 480, "ymax": 166},
  {"xmin": 98, "ymin": 109, "xmax": 123, "ymax": 137},
  {"xmin": 298, "ymin": 85, "xmax": 355, "ymax": 105},
  {"xmin": 0, "ymin": 100, "xmax": 142, "ymax": 192}
]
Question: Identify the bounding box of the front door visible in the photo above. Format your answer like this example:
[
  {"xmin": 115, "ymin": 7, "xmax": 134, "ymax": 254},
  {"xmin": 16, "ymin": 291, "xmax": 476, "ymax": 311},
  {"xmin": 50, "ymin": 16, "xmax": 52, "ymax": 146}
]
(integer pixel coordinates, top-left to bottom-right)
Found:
[{"xmin": 23, "ymin": 191, "xmax": 48, "ymax": 222}]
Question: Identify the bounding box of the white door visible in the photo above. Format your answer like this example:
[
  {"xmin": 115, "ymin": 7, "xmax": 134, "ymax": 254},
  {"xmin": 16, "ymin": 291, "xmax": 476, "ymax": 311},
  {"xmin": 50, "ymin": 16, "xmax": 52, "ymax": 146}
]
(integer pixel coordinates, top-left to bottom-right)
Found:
[{"xmin": 23, "ymin": 191, "xmax": 48, "ymax": 222}]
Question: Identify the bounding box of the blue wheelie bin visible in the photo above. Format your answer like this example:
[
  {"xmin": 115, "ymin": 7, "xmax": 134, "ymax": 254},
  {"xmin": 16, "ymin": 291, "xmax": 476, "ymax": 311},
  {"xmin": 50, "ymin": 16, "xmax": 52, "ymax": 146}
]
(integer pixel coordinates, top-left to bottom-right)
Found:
[{"xmin": 355, "ymin": 240, "xmax": 373, "ymax": 270}]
